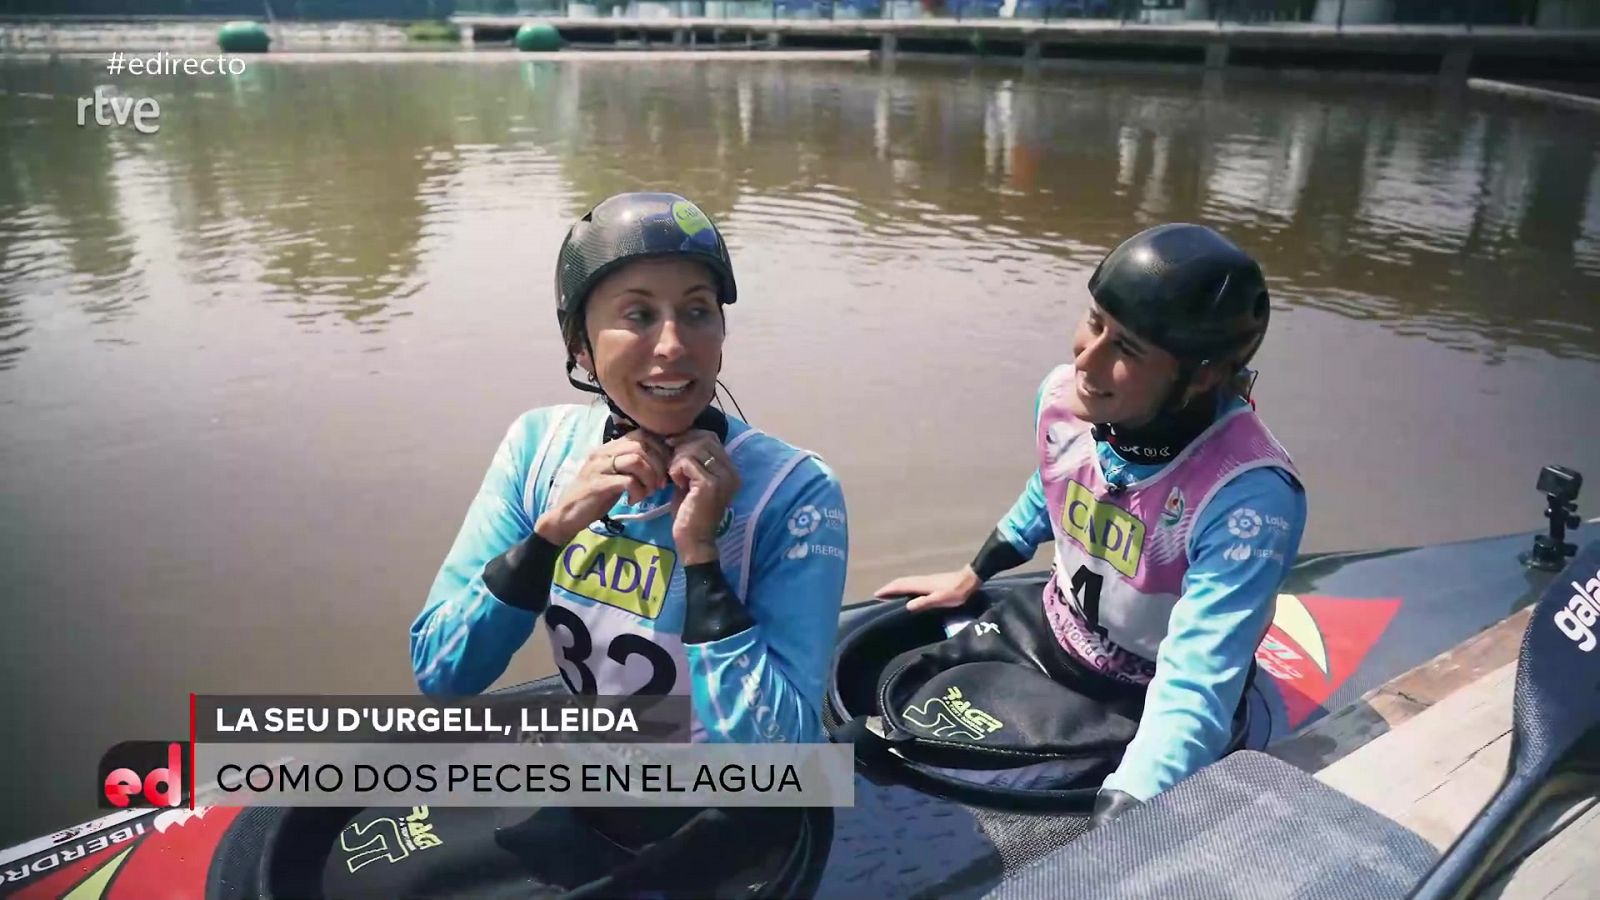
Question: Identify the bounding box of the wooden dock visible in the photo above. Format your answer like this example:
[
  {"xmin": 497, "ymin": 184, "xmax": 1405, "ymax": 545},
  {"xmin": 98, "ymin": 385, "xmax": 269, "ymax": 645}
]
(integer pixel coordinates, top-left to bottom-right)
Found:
[
  {"xmin": 455, "ymin": 15, "xmax": 1600, "ymax": 80},
  {"xmin": 1469, "ymin": 77, "xmax": 1600, "ymax": 114},
  {"xmin": 1271, "ymin": 609, "xmax": 1599, "ymax": 896}
]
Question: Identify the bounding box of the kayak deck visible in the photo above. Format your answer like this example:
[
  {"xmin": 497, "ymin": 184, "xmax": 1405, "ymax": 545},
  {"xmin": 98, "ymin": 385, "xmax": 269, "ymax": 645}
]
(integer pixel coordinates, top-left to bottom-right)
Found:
[{"xmin": 2, "ymin": 512, "xmax": 1592, "ymax": 899}]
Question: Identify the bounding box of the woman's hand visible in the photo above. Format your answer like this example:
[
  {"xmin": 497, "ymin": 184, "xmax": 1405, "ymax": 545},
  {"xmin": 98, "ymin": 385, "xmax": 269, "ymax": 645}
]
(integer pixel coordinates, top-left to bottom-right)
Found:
[
  {"xmin": 534, "ymin": 431, "xmax": 670, "ymax": 545},
  {"xmin": 666, "ymin": 429, "xmax": 740, "ymax": 565},
  {"xmin": 873, "ymin": 566, "xmax": 982, "ymax": 613}
]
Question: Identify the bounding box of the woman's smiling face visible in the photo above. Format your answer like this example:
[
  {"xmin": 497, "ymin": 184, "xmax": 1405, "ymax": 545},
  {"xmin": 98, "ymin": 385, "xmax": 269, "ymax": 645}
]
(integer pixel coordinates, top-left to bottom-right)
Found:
[
  {"xmin": 575, "ymin": 256, "xmax": 726, "ymax": 435},
  {"xmin": 1066, "ymin": 302, "xmax": 1185, "ymax": 427}
]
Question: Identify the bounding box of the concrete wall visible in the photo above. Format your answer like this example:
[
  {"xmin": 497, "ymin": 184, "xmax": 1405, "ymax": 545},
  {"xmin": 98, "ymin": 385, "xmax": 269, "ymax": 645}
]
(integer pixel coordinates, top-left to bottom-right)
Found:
[
  {"xmin": 1538, "ymin": 0, "xmax": 1600, "ymax": 28},
  {"xmin": 1140, "ymin": 0, "xmax": 1211, "ymax": 23}
]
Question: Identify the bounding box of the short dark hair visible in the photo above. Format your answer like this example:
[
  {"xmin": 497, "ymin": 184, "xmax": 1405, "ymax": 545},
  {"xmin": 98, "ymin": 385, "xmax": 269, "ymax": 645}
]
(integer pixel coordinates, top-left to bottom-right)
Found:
[{"xmin": 560, "ymin": 304, "xmax": 587, "ymax": 360}]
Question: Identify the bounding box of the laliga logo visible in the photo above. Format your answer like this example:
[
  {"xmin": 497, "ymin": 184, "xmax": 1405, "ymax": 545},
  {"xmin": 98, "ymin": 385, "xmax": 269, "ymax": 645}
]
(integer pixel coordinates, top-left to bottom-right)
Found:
[
  {"xmin": 1553, "ymin": 569, "xmax": 1600, "ymax": 652},
  {"xmin": 99, "ymin": 741, "xmax": 188, "ymax": 809}
]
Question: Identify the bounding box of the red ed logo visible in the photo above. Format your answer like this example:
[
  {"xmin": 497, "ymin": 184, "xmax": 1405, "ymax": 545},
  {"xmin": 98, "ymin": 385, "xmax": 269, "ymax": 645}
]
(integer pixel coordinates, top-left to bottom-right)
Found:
[{"xmin": 98, "ymin": 742, "xmax": 190, "ymax": 809}]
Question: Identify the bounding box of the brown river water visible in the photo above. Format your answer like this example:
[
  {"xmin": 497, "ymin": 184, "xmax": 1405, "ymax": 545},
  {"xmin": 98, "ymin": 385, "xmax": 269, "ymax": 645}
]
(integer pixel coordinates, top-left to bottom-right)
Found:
[{"xmin": 1, "ymin": 54, "xmax": 1599, "ymax": 844}]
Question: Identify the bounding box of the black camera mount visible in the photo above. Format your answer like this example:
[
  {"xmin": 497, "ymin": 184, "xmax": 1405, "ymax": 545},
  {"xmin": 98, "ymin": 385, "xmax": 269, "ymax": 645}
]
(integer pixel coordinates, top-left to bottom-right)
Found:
[{"xmin": 1524, "ymin": 465, "xmax": 1582, "ymax": 571}]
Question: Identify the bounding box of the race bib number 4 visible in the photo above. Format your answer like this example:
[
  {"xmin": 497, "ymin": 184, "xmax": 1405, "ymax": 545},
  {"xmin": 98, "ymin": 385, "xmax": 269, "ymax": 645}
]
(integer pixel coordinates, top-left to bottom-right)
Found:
[
  {"xmin": 554, "ymin": 530, "xmax": 676, "ymax": 619},
  {"xmin": 1062, "ymin": 479, "xmax": 1145, "ymax": 578}
]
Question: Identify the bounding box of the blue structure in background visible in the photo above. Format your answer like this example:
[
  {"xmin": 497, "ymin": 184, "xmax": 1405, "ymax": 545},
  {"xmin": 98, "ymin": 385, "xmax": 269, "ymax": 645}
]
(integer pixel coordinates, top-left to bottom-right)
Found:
[
  {"xmin": 833, "ymin": 0, "xmax": 881, "ymax": 16},
  {"xmin": 774, "ymin": 0, "xmax": 840, "ymax": 17},
  {"xmin": 781, "ymin": 0, "xmax": 1112, "ymax": 18},
  {"xmin": 0, "ymin": 0, "xmax": 455, "ymax": 16},
  {"xmin": 1012, "ymin": 0, "xmax": 1114, "ymax": 17},
  {"xmin": 948, "ymin": 0, "xmax": 1004, "ymax": 17}
]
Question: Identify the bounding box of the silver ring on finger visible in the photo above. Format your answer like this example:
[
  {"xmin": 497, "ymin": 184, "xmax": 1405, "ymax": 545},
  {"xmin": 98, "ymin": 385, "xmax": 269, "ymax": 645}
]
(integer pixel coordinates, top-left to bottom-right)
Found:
[{"xmin": 703, "ymin": 455, "xmax": 717, "ymax": 470}]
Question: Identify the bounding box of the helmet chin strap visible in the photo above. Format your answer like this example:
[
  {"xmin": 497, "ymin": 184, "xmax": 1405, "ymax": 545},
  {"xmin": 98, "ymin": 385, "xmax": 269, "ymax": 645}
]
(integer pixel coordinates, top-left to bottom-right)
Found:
[
  {"xmin": 567, "ymin": 337, "xmax": 731, "ymax": 444},
  {"xmin": 1090, "ymin": 359, "xmax": 1223, "ymax": 468},
  {"xmin": 565, "ymin": 357, "xmax": 605, "ymax": 396},
  {"xmin": 567, "ymin": 336, "xmax": 642, "ymax": 438},
  {"xmin": 565, "ymin": 307, "xmax": 741, "ymax": 439}
]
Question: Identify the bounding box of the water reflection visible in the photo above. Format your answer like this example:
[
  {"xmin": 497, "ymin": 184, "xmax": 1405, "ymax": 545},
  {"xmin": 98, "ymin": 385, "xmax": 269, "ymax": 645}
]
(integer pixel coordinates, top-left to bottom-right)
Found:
[
  {"xmin": 153, "ymin": 63, "xmax": 470, "ymax": 329},
  {"xmin": 529, "ymin": 62, "xmax": 1600, "ymax": 359},
  {"xmin": 0, "ymin": 57, "xmax": 1597, "ymax": 372},
  {"xmin": 2, "ymin": 55, "xmax": 1598, "ymax": 850},
  {"xmin": 0, "ymin": 63, "xmax": 145, "ymax": 371}
]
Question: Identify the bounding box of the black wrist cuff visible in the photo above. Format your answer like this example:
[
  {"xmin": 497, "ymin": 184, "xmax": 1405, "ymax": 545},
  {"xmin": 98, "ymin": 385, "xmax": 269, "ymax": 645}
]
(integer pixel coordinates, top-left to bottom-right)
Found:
[
  {"xmin": 971, "ymin": 529, "xmax": 1028, "ymax": 582},
  {"xmin": 1090, "ymin": 789, "xmax": 1144, "ymax": 829},
  {"xmin": 482, "ymin": 533, "xmax": 561, "ymax": 613},
  {"xmin": 682, "ymin": 562, "xmax": 755, "ymax": 644}
]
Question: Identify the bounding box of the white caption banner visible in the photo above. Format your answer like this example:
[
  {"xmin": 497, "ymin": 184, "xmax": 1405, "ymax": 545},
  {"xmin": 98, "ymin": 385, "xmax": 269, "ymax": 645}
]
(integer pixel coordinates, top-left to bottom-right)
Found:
[{"xmin": 193, "ymin": 742, "xmax": 855, "ymax": 808}]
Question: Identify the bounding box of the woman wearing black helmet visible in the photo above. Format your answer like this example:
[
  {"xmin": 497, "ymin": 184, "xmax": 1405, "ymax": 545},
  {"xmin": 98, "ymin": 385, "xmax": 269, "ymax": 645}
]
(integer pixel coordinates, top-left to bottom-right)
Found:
[
  {"xmin": 412, "ymin": 192, "xmax": 848, "ymax": 744},
  {"xmin": 874, "ymin": 223, "xmax": 1307, "ymax": 823}
]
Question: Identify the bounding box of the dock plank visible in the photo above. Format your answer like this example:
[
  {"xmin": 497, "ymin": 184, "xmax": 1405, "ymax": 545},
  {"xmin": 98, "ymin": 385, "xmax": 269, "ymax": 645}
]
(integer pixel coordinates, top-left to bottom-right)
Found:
[
  {"xmin": 1315, "ymin": 661, "xmax": 1515, "ymax": 848},
  {"xmin": 1485, "ymin": 799, "xmax": 1600, "ymax": 899},
  {"xmin": 1468, "ymin": 78, "xmax": 1600, "ymax": 114},
  {"xmin": 1301, "ymin": 634, "xmax": 1598, "ymax": 896}
]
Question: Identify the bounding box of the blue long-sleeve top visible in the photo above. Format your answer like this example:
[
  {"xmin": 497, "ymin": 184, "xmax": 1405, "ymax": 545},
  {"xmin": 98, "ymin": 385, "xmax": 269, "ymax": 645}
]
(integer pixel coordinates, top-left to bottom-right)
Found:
[{"xmin": 410, "ymin": 403, "xmax": 848, "ymax": 743}]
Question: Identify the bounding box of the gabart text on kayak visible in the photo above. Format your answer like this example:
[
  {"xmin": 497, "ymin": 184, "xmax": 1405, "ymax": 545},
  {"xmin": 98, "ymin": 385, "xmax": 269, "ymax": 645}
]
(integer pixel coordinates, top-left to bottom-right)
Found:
[
  {"xmin": 1554, "ymin": 567, "xmax": 1600, "ymax": 652},
  {"xmin": 214, "ymin": 706, "xmax": 640, "ymax": 734}
]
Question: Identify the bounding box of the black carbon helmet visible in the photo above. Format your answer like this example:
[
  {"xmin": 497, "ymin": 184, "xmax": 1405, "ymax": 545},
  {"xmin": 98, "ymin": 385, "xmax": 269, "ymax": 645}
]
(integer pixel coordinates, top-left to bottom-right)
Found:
[
  {"xmin": 555, "ymin": 192, "xmax": 737, "ymax": 348},
  {"xmin": 1087, "ymin": 223, "xmax": 1270, "ymax": 368}
]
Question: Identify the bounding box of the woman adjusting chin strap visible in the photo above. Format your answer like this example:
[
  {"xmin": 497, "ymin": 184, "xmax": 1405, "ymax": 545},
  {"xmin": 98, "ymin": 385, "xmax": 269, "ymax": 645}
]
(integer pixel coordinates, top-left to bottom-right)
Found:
[
  {"xmin": 874, "ymin": 223, "xmax": 1307, "ymax": 826},
  {"xmin": 412, "ymin": 192, "xmax": 850, "ymax": 746},
  {"xmin": 555, "ymin": 191, "xmax": 745, "ymax": 529}
]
